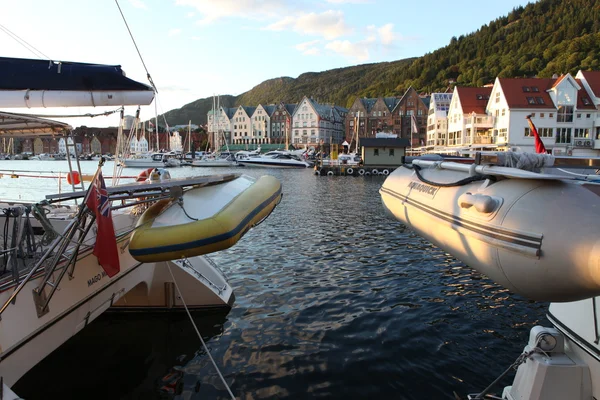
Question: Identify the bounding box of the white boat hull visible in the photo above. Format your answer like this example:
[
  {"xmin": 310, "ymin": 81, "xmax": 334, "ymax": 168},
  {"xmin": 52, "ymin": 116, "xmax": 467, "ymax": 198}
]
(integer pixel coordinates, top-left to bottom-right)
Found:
[
  {"xmin": 0, "ymin": 90, "xmax": 155, "ymax": 108},
  {"xmin": 191, "ymin": 160, "xmax": 236, "ymax": 167},
  {"xmin": 121, "ymin": 159, "xmax": 169, "ymax": 168},
  {"xmin": 238, "ymin": 159, "xmax": 309, "ymax": 168}
]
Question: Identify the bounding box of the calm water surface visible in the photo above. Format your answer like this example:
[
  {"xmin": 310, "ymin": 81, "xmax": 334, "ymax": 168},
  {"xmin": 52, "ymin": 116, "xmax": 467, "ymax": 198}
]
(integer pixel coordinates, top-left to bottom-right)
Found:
[{"xmin": 3, "ymin": 160, "xmax": 549, "ymax": 399}]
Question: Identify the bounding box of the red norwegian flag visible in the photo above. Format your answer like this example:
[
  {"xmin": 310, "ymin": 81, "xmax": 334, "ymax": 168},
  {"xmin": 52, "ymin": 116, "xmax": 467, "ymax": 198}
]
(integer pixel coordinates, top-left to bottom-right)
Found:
[
  {"xmin": 86, "ymin": 170, "xmax": 120, "ymax": 277},
  {"xmin": 526, "ymin": 115, "xmax": 547, "ymax": 154}
]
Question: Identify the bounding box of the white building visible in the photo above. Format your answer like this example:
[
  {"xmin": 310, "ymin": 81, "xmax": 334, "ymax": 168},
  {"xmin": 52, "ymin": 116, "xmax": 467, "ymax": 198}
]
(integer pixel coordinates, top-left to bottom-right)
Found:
[
  {"xmin": 447, "ymin": 86, "xmax": 494, "ymax": 148},
  {"xmin": 250, "ymin": 104, "xmax": 275, "ymax": 145},
  {"xmin": 426, "ymin": 93, "xmax": 453, "ymax": 147},
  {"xmin": 292, "ymin": 97, "xmax": 348, "ymax": 147},
  {"xmin": 231, "ymin": 106, "xmax": 254, "ymax": 146},
  {"xmin": 487, "ymin": 73, "xmax": 597, "ymax": 155},
  {"xmin": 575, "ymin": 70, "xmax": 600, "ymax": 147}
]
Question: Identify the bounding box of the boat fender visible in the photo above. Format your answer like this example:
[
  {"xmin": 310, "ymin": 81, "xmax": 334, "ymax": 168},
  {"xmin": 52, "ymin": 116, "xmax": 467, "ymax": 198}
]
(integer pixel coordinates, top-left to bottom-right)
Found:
[
  {"xmin": 372, "ymin": 169, "xmax": 379, "ymax": 175},
  {"xmin": 365, "ymin": 171, "xmax": 371, "ymax": 176},
  {"xmin": 358, "ymin": 169, "xmax": 365, "ymax": 176},
  {"xmin": 347, "ymin": 167, "xmax": 354, "ymax": 175},
  {"xmin": 149, "ymin": 168, "xmax": 161, "ymax": 181},
  {"xmin": 136, "ymin": 168, "xmax": 155, "ymax": 182},
  {"xmin": 157, "ymin": 168, "xmax": 171, "ymax": 181},
  {"xmin": 327, "ymin": 171, "xmax": 334, "ymax": 176},
  {"xmin": 382, "ymin": 169, "xmax": 390, "ymax": 176},
  {"xmin": 315, "ymin": 169, "xmax": 321, "ymax": 176}
]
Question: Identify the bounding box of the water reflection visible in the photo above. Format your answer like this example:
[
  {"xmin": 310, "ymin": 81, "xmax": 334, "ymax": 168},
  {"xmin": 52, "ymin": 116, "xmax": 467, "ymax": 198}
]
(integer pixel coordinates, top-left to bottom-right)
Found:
[{"xmin": 6, "ymin": 162, "xmax": 549, "ymax": 399}]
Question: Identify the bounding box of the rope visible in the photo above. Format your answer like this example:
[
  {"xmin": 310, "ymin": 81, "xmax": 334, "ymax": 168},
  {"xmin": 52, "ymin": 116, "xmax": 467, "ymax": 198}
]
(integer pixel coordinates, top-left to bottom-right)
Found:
[
  {"xmin": 403, "ymin": 164, "xmax": 496, "ymax": 187},
  {"xmin": 114, "ymin": 0, "xmax": 158, "ymax": 93},
  {"xmin": 165, "ymin": 262, "xmax": 236, "ymax": 400},
  {"xmin": 16, "ymin": 107, "xmax": 123, "ymax": 119}
]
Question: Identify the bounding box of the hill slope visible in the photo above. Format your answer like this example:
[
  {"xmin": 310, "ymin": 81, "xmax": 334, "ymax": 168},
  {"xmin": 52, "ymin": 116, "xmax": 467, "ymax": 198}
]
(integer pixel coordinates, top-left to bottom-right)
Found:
[{"xmin": 160, "ymin": 0, "xmax": 600, "ymax": 126}]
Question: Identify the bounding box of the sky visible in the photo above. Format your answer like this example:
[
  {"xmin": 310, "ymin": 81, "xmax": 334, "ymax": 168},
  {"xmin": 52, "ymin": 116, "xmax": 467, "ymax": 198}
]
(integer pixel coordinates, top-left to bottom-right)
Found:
[{"xmin": 1, "ymin": 0, "xmax": 533, "ymax": 128}]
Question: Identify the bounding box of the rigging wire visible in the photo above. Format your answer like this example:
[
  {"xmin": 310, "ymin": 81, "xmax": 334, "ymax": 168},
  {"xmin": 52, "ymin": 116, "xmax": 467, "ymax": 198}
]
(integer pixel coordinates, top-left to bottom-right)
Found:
[
  {"xmin": 0, "ymin": 23, "xmax": 52, "ymax": 61},
  {"xmin": 165, "ymin": 262, "xmax": 236, "ymax": 400},
  {"xmin": 114, "ymin": 0, "xmax": 158, "ymax": 93},
  {"xmin": 15, "ymin": 107, "xmax": 124, "ymax": 119}
]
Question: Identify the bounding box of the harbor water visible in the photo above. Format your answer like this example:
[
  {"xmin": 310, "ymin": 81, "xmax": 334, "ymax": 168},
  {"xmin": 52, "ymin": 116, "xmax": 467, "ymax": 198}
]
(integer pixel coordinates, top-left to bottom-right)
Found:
[{"xmin": 2, "ymin": 161, "xmax": 549, "ymax": 399}]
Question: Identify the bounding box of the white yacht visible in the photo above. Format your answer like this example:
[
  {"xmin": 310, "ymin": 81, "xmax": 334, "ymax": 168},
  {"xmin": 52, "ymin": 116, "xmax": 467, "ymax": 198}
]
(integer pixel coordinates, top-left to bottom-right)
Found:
[
  {"xmin": 238, "ymin": 152, "xmax": 311, "ymax": 168},
  {"xmin": 380, "ymin": 151, "xmax": 600, "ymax": 400},
  {"xmin": 121, "ymin": 152, "xmax": 181, "ymax": 168},
  {"xmin": 191, "ymin": 152, "xmax": 237, "ymax": 167}
]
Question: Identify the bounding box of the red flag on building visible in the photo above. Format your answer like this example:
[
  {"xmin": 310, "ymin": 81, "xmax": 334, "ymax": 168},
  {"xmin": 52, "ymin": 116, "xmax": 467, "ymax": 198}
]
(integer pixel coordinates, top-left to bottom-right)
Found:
[
  {"xmin": 525, "ymin": 115, "xmax": 547, "ymax": 154},
  {"xmin": 86, "ymin": 170, "xmax": 120, "ymax": 277}
]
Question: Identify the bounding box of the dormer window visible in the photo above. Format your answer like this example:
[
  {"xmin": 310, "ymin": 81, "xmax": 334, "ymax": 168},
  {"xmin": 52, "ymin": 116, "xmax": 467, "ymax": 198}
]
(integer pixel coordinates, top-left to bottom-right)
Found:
[
  {"xmin": 523, "ymin": 86, "xmax": 531, "ymax": 92},
  {"xmin": 583, "ymin": 98, "xmax": 591, "ymax": 105},
  {"xmin": 532, "ymin": 87, "xmax": 539, "ymax": 92},
  {"xmin": 527, "ymin": 97, "xmax": 536, "ymax": 105},
  {"xmin": 536, "ymin": 97, "xmax": 545, "ymax": 105}
]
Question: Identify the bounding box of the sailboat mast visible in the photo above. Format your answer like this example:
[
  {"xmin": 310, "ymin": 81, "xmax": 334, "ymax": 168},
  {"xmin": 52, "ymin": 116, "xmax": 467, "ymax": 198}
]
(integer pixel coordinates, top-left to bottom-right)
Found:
[
  {"xmin": 188, "ymin": 120, "xmax": 191, "ymax": 153},
  {"xmin": 285, "ymin": 114, "xmax": 289, "ymax": 151},
  {"xmin": 154, "ymin": 99, "xmax": 159, "ymax": 151}
]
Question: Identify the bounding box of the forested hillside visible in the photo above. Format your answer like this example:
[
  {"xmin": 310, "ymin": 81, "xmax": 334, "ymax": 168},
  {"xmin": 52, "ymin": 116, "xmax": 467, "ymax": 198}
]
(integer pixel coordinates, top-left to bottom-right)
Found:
[{"xmin": 161, "ymin": 0, "xmax": 600, "ymax": 126}]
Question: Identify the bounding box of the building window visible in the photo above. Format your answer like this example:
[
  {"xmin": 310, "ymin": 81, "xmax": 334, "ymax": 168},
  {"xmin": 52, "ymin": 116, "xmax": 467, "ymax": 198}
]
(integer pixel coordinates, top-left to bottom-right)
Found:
[
  {"xmin": 556, "ymin": 128, "xmax": 572, "ymax": 143},
  {"xmin": 374, "ymin": 148, "xmax": 379, "ymax": 156},
  {"xmin": 549, "ymin": 113, "xmax": 554, "ymax": 118},
  {"xmin": 557, "ymin": 106, "xmax": 574, "ymax": 122},
  {"xmin": 540, "ymin": 113, "xmax": 545, "ymax": 118},
  {"xmin": 502, "ymin": 109, "xmax": 506, "ymax": 116},
  {"xmin": 574, "ymin": 128, "xmax": 589, "ymax": 138},
  {"xmin": 522, "ymin": 86, "xmax": 531, "ymax": 92},
  {"xmin": 495, "ymin": 92, "xmax": 500, "ymax": 103},
  {"xmin": 536, "ymin": 97, "xmax": 545, "ymax": 105},
  {"xmin": 389, "ymin": 148, "xmax": 395, "ymax": 156},
  {"xmin": 587, "ymin": 114, "xmax": 591, "ymax": 118},
  {"xmin": 526, "ymin": 97, "xmax": 536, "ymax": 105},
  {"xmin": 577, "ymin": 113, "xmax": 582, "ymax": 119}
]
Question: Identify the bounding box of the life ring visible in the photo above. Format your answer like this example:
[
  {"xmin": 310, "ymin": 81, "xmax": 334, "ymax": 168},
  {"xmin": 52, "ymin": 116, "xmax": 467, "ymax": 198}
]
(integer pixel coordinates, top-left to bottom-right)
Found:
[
  {"xmin": 358, "ymin": 169, "xmax": 365, "ymax": 176},
  {"xmin": 327, "ymin": 170, "xmax": 334, "ymax": 176},
  {"xmin": 136, "ymin": 168, "xmax": 155, "ymax": 182},
  {"xmin": 372, "ymin": 169, "xmax": 379, "ymax": 175},
  {"xmin": 382, "ymin": 169, "xmax": 390, "ymax": 176},
  {"xmin": 347, "ymin": 167, "xmax": 354, "ymax": 175}
]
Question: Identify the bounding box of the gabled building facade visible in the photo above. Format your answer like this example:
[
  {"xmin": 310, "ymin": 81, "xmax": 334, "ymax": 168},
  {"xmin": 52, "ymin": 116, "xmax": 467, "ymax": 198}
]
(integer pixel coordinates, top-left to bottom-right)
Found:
[
  {"xmin": 390, "ymin": 87, "xmax": 429, "ymax": 146},
  {"xmin": 292, "ymin": 97, "xmax": 348, "ymax": 148},
  {"xmin": 447, "ymin": 86, "xmax": 493, "ymax": 148},
  {"xmin": 345, "ymin": 97, "xmax": 398, "ymax": 144},
  {"xmin": 488, "ymin": 73, "xmax": 597, "ymax": 155},
  {"xmin": 231, "ymin": 106, "xmax": 253, "ymax": 146},
  {"xmin": 270, "ymin": 102, "xmax": 296, "ymax": 145},
  {"xmin": 426, "ymin": 93, "xmax": 453, "ymax": 147}
]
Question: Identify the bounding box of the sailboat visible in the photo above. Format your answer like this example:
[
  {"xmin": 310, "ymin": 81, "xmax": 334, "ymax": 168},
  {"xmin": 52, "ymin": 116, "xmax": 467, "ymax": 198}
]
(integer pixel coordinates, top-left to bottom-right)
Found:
[
  {"xmin": 0, "ymin": 57, "xmax": 282, "ymax": 398},
  {"xmin": 380, "ymin": 150, "xmax": 600, "ymax": 399},
  {"xmin": 192, "ymin": 96, "xmax": 236, "ymax": 167}
]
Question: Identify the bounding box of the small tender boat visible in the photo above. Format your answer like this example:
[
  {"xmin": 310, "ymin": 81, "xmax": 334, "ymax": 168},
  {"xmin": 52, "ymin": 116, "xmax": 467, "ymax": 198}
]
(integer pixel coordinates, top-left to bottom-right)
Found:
[
  {"xmin": 238, "ymin": 153, "xmax": 311, "ymax": 168},
  {"xmin": 380, "ymin": 152, "xmax": 600, "ymax": 400},
  {"xmin": 122, "ymin": 152, "xmax": 180, "ymax": 168},
  {"xmin": 129, "ymin": 174, "xmax": 282, "ymax": 262}
]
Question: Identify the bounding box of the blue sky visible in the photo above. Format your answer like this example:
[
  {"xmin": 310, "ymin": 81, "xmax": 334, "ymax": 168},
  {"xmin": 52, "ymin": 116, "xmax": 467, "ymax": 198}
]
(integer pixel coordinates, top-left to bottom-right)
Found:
[{"xmin": 2, "ymin": 0, "xmax": 532, "ymax": 127}]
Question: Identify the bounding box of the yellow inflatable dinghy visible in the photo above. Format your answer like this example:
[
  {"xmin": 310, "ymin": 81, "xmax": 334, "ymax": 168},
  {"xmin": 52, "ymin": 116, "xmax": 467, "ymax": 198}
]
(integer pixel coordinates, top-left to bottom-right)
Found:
[{"xmin": 129, "ymin": 175, "xmax": 281, "ymax": 262}]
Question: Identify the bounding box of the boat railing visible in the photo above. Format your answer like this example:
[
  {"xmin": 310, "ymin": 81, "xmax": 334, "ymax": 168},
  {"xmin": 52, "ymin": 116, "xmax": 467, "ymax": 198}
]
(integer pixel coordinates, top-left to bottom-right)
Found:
[{"xmin": 175, "ymin": 257, "xmax": 228, "ymax": 295}]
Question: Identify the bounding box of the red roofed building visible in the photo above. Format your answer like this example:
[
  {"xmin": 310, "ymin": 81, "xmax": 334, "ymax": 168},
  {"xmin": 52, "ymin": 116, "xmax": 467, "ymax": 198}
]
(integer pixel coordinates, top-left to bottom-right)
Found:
[
  {"xmin": 447, "ymin": 86, "xmax": 493, "ymax": 148},
  {"xmin": 488, "ymin": 73, "xmax": 598, "ymax": 155}
]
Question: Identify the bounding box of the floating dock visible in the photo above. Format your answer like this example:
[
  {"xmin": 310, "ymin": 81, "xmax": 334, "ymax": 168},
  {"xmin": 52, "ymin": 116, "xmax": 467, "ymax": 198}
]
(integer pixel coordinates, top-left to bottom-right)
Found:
[{"xmin": 314, "ymin": 164, "xmax": 397, "ymax": 177}]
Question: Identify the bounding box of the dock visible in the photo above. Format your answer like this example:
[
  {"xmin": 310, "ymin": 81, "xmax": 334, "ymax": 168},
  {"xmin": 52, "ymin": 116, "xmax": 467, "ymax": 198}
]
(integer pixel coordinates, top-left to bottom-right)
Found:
[{"xmin": 314, "ymin": 163, "xmax": 397, "ymax": 176}]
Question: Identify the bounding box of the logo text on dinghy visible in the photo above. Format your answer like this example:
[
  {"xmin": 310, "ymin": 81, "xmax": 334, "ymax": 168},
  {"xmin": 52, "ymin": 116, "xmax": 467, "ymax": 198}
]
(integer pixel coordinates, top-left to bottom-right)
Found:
[{"xmin": 407, "ymin": 181, "xmax": 439, "ymax": 198}]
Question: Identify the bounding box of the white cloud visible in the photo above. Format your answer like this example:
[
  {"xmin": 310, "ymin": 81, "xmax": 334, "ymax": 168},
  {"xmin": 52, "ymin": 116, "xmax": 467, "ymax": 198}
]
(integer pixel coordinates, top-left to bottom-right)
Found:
[
  {"xmin": 128, "ymin": 0, "xmax": 147, "ymax": 9},
  {"xmin": 186, "ymin": 11, "xmax": 195, "ymax": 18},
  {"xmin": 168, "ymin": 28, "xmax": 183, "ymax": 37},
  {"xmin": 377, "ymin": 23, "xmax": 396, "ymax": 45},
  {"xmin": 191, "ymin": 36, "xmax": 202, "ymax": 41},
  {"xmin": 265, "ymin": 10, "xmax": 351, "ymax": 40},
  {"xmin": 295, "ymin": 39, "xmax": 321, "ymax": 55},
  {"xmin": 325, "ymin": 40, "xmax": 370, "ymax": 62}
]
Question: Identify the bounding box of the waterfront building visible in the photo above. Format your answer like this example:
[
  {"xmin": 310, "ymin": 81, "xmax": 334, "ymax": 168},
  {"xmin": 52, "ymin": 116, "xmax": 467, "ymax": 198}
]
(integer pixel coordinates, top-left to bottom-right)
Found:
[
  {"xmin": 390, "ymin": 87, "xmax": 429, "ymax": 146},
  {"xmin": 291, "ymin": 97, "xmax": 348, "ymax": 148},
  {"xmin": 487, "ymin": 73, "xmax": 597, "ymax": 155},
  {"xmin": 426, "ymin": 93, "xmax": 453, "ymax": 148},
  {"xmin": 446, "ymin": 86, "xmax": 493, "ymax": 150},
  {"xmin": 345, "ymin": 97, "xmax": 398, "ymax": 144},
  {"xmin": 270, "ymin": 102, "xmax": 296, "ymax": 145},
  {"xmin": 359, "ymin": 137, "xmax": 410, "ymax": 167},
  {"xmin": 250, "ymin": 104, "xmax": 275, "ymax": 145}
]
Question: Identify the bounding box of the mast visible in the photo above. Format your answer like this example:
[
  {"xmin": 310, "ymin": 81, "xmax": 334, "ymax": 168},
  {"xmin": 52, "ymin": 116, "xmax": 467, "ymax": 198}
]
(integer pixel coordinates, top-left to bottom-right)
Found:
[
  {"xmin": 285, "ymin": 114, "xmax": 289, "ymax": 151},
  {"xmin": 154, "ymin": 99, "xmax": 159, "ymax": 151},
  {"xmin": 187, "ymin": 120, "xmax": 191, "ymax": 153}
]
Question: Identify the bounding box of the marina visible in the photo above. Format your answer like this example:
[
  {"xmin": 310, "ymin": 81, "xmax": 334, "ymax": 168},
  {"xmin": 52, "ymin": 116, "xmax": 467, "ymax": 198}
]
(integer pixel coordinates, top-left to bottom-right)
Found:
[{"xmin": 3, "ymin": 160, "xmax": 549, "ymax": 399}]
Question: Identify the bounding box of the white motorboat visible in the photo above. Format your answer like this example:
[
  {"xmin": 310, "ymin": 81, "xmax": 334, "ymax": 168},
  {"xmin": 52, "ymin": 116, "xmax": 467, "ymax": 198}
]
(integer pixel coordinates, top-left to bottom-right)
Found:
[
  {"xmin": 380, "ymin": 152, "xmax": 600, "ymax": 400},
  {"xmin": 121, "ymin": 152, "xmax": 181, "ymax": 168},
  {"xmin": 191, "ymin": 152, "xmax": 237, "ymax": 167},
  {"xmin": 238, "ymin": 152, "xmax": 311, "ymax": 168}
]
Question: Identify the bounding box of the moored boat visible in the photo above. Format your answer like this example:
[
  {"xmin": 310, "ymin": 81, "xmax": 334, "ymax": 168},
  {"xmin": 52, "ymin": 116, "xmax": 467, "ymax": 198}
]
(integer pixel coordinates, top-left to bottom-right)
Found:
[
  {"xmin": 238, "ymin": 152, "xmax": 311, "ymax": 168},
  {"xmin": 380, "ymin": 152, "xmax": 600, "ymax": 399}
]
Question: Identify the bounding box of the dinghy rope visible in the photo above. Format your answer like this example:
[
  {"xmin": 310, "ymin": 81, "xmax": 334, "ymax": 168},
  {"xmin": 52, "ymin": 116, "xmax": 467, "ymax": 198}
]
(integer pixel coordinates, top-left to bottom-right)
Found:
[
  {"xmin": 402, "ymin": 163, "xmax": 496, "ymax": 187},
  {"xmin": 165, "ymin": 262, "xmax": 236, "ymax": 400},
  {"xmin": 471, "ymin": 341, "xmax": 548, "ymax": 399}
]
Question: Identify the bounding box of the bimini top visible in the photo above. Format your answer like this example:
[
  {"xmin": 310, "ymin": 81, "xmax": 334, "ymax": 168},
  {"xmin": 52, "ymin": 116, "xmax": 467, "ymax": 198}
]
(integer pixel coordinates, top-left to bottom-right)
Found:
[
  {"xmin": 0, "ymin": 112, "xmax": 71, "ymax": 136},
  {"xmin": 0, "ymin": 57, "xmax": 153, "ymax": 92}
]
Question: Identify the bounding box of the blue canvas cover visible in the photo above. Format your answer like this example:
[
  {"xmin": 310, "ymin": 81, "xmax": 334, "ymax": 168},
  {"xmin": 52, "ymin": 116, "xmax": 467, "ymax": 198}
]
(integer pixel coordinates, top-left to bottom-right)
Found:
[{"xmin": 0, "ymin": 57, "xmax": 153, "ymax": 91}]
